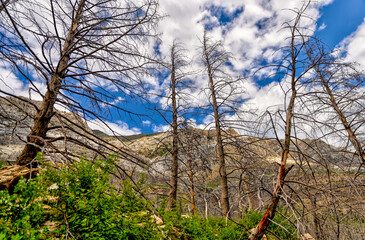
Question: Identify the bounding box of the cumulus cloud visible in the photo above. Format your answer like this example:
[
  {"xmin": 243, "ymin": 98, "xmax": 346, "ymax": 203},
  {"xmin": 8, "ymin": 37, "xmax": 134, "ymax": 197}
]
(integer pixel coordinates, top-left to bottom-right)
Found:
[
  {"xmin": 2, "ymin": 0, "xmax": 341, "ymax": 135},
  {"xmin": 142, "ymin": 120, "xmax": 152, "ymax": 126},
  {"xmin": 87, "ymin": 119, "xmax": 141, "ymax": 136},
  {"xmin": 154, "ymin": 0, "xmax": 335, "ymax": 116},
  {"xmin": 152, "ymin": 124, "xmax": 171, "ymax": 133},
  {"xmin": 318, "ymin": 22, "xmax": 327, "ymax": 31},
  {"xmin": 158, "ymin": 0, "xmax": 333, "ymax": 71},
  {"xmin": 0, "ymin": 65, "xmax": 46, "ymax": 101},
  {"xmin": 337, "ymin": 18, "xmax": 365, "ymax": 68}
]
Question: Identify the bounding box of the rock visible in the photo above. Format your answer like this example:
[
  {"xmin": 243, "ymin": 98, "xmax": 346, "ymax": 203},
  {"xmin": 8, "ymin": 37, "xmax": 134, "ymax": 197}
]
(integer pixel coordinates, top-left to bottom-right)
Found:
[
  {"xmin": 249, "ymin": 229, "xmax": 268, "ymax": 240},
  {"xmin": 138, "ymin": 210, "xmax": 164, "ymax": 225},
  {"xmin": 301, "ymin": 233, "xmax": 315, "ymax": 240},
  {"xmin": 42, "ymin": 220, "xmax": 61, "ymax": 232},
  {"xmin": 152, "ymin": 214, "xmax": 164, "ymax": 225}
]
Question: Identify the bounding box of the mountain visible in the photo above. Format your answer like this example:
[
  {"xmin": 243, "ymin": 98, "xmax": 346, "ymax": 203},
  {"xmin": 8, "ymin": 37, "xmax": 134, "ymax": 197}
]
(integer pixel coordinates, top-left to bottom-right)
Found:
[
  {"xmin": 0, "ymin": 96, "xmax": 92, "ymax": 162},
  {"xmin": 0, "ymin": 96, "xmax": 355, "ymax": 170}
]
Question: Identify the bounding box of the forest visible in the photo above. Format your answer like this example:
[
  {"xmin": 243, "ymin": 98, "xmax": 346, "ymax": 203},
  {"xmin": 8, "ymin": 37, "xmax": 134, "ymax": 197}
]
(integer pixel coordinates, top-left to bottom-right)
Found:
[{"xmin": 0, "ymin": 0, "xmax": 364, "ymax": 239}]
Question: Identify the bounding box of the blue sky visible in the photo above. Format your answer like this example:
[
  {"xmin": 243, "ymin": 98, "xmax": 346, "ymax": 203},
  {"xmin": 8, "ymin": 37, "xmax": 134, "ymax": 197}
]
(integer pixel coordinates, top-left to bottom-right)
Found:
[
  {"xmin": 1, "ymin": 0, "xmax": 365, "ymax": 136},
  {"xmin": 317, "ymin": 0, "xmax": 365, "ymax": 48}
]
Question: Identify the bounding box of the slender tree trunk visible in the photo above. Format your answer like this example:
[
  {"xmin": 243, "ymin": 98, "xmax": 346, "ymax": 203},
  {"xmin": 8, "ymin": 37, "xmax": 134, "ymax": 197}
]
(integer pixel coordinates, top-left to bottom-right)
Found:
[
  {"xmin": 239, "ymin": 172, "xmax": 253, "ymax": 218},
  {"xmin": 314, "ymin": 66, "xmax": 365, "ymax": 164},
  {"xmin": 0, "ymin": 0, "xmax": 11, "ymax": 13},
  {"xmin": 244, "ymin": 180, "xmax": 252, "ymax": 210},
  {"xmin": 203, "ymin": 36, "xmax": 230, "ymax": 219},
  {"xmin": 166, "ymin": 46, "xmax": 179, "ymax": 211},
  {"xmin": 310, "ymin": 195, "xmax": 324, "ymax": 240},
  {"xmin": 16, "ymin": 0, "xmax": 86, "ymax": 166},
  {"xmin": 187, "ymin": 142, "xmax": 196, "ymax": 215},
  {"xmin": 238, "ymin": 173, "xmax": 244, "ymax": 218},
  {"xmin": 249, "ymin": 91, "xmax": 295, "ymax": 239},
  {"xmin": 249, "ymin": 22, "xmax": 298, "ymax": 239},
  {"xmin": 204, "ymin": 191, "xmax": 208, "ymax": 219}
]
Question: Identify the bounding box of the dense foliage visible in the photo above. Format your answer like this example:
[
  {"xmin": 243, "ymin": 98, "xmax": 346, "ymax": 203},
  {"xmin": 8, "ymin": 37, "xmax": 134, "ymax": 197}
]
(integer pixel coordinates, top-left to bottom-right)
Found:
[{"xmin": 0, "ymin": 156, "xmax": 298, "ymax": 239}]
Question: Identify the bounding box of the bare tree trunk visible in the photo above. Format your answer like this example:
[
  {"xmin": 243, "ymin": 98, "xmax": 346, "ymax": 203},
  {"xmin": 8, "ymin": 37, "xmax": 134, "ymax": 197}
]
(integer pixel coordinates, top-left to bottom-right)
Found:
[
  {"xmin": 16, "ymin": 0, "xmax": 86, "ymax": 166},
  {"xmin": 249, "ymin": 91, "xmax": 295, "ymax": 240},
  {"xmin": 187, "ymin": 142, "xmax": 196, "ymax": 215},
  {"xmin": 203, "ymin": 33, "xmax": 230, "ymax": 218},
  {"xmin": 166, "ymin": 44, "xmax": 179, "ymax": 211},
  {"xmin": 310, "ymin": 196, "xmax": 323, "ymax": 240},
  {"xmin": 239, "ymin": 171, "xmax": 252, "ymax": 212},
  {"xmin": 313, "ymin": 65, "xmax": 365, "ymax": 165},
  {"xmin": 204, "ymin": 190, "xmax": 208, "ymax": 219},
  {"xmin": 249, "ymin": 6, "xmax": 303, "ymax": 237},
  {"xmin": 0, "ymin": 0, "xmax": 11, "ymax": 13},
  {"xmin": 238, "ymin": 173, "xmax": 244, "ymax": 218},
  {"xmin": 244, "ymin": 180, "xmax": 252, "ymax": 211}
]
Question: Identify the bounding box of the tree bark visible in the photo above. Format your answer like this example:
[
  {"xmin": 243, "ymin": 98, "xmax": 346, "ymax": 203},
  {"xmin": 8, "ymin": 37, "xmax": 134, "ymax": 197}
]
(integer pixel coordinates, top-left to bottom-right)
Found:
[
  {"xmin": 0, "ymin": 0, "xmax": 11, "ymax": 13},
  {"xmin": 313, "ymin": 65, "xmax": 365, "ymax": 165},
  {"xmin": 166, "ymin": 44, "xmax": 179, "ymax": 211},
  {"xmin": 187, "ymin": 142, "xmax": 196, "ymax": 215},
  {"xmin": 203, "ymin": 33, "xmax": 230, "ymax": 218},
  {"xmin": 249, "ymin": 11, "xmax": 300, "ymax": 237},
  {"xmin": 16, "ymin": 0, "xmax": 86, "ymax": 166},
  {"xmin": 0, "ymin": 165, "xmax": 39, "ymax": 193},
  {"xmin": 239, "ymin": 171, "xmax": 252, "ymax": 216}
]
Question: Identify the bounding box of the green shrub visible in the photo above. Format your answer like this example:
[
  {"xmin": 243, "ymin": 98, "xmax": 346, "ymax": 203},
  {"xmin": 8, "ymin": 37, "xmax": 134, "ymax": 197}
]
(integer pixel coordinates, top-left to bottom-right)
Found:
[
  {"xmin": 0, "ymin": 154, "xmax": 298, "ymax": 239},
  {"xmin": 0, "ymin": 156, "xmax": 163, "ymax": 239}
]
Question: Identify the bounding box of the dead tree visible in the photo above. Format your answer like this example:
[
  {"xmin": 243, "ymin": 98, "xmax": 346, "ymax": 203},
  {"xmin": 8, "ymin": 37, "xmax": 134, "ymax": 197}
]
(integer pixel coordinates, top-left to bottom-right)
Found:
[
  {"xmin": 0, "ymin": 0, "xmax": 12, "ymax": 13},
  {"xmin": 305, "ymin": 39, "xmax": 365, "ymax": 168},
  {"xmin": 178, "ymin": 124, "xmax": 208, "ymax": 216},
  {"xmin": 0, "ymin": 0, "xmax": 160, "ymax": 166},
  {"xmin": 201, "ymin": 31, "xmax": 234, "ymax": 218},
  {"xmin": 249, "ymin": 3, "xmax": 315, "ymax": 239},
  {"xmin": 288, "ymin": 35, "xmax": 365, "ymax": 240},
  {"xmin": 165, "ymin": 41, "xmax": 189, "ymax": 210}
]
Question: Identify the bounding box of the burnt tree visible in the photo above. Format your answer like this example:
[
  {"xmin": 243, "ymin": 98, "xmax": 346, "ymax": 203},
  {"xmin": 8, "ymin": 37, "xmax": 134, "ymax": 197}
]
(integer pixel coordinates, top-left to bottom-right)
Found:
[{"xmin": 0, "ymin": 0, "xmax": 160, "ymax": 166}]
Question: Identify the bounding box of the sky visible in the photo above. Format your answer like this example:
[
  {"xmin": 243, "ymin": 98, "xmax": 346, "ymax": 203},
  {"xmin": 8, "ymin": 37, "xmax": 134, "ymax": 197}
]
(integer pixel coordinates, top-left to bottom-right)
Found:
[{"xmin": 1, "ymin": 0, "xmax": 365, "ymax": 136}]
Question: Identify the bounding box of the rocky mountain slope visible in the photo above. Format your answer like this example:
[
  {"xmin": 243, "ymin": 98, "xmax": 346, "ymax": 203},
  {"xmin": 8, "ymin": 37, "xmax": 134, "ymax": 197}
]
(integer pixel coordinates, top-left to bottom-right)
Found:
[
  {"xmin": 1, "ymin": 95, "xmax": 354, "ymax": 170},
  {"xmin": 0, "ymin": 96, "xmax": 92, "ymax": 162},
  {"xmin": 1, "ymin": 96, "xmax": 364, "ymax": 239}
]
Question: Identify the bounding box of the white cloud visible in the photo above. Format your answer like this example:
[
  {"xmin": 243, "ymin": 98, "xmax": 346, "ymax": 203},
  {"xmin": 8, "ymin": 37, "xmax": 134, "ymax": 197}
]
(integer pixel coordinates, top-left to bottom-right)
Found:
[
  {"xmin": 154, "ymin": 0, "xmax": 334, "ymax": 113},
  {"xmin": 87, "ymin": 119, "xmax": 141, "ymax": 136},
  {"xmin": 152, "ymin": 124, "xmax": 171, "ymax": 133},
  {"xmin": 244, "ymin": 81, "xmax": 285, "ymax": 113},
  {"xmin": 0, "ymin": 65, "xmax": 46, "ymax": 101},
  {"xmin": 337, "ymin": 19, "xmax": 365, "ymax": 68},
  {"xmin": 142, "ymin": 120, "xmax": 151, "ymax": 126},
  {"xmin": 109, "ymin": 96, "xmax": 125, "ymax": 105},
  {"xmin": 318, "ymin": 22, "xmax": 327, "ymax": 31},
  {"xmin": 0, "ymin": 67, "xmax": 26, "ymax": 95},
  {"xmin": 158, "ymin": 0, "xmax": 333, "ymax": 71}
]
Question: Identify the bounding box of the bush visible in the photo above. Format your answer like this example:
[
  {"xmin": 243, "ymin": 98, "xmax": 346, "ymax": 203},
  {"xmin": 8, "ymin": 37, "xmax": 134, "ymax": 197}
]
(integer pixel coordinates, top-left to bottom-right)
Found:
[
  {"xmin": 0, "ymin": 156, "xmax": 163, "ymax": 239},
  {"xmin": 0, "ymin": 155, "xmax": 298, "ymax": 239}
]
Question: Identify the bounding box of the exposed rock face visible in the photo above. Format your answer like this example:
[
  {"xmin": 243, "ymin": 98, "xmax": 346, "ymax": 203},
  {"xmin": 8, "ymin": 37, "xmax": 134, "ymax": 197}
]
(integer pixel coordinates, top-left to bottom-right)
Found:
[
  {"xmin": 0, "ymin": 95, "xmax": 356, "ymax": 172},
  {"xmin": 0, "ymin": 96, "xmax": 92, "ymax": 143},
  {"xmin": 0, "ymin": 97, "xmax": 34, "ymax": 144},
  {"xmin": 0, "ymin": 96, "xmax": 92, "ymax": 162}
]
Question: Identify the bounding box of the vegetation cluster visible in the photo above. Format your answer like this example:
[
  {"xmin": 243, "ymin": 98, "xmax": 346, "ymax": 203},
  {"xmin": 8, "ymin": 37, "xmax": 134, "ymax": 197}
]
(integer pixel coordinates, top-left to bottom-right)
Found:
[{"xmin": 0, "ymin": 156, "xmax": 297, "ymax": 239}]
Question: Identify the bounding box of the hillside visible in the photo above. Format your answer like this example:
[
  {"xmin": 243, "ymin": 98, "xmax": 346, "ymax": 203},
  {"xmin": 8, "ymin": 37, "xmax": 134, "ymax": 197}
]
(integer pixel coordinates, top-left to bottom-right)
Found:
[{"xmin": 1, "ymin": 97, "xmax": 364, "ymax": 239}]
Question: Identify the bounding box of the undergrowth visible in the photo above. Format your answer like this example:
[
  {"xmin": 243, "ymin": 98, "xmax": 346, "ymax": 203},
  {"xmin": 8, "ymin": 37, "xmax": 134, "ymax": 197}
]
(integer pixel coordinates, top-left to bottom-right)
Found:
[{"xmin": 0, "ymin": 155, "xmax": 298, "ymax": 239}]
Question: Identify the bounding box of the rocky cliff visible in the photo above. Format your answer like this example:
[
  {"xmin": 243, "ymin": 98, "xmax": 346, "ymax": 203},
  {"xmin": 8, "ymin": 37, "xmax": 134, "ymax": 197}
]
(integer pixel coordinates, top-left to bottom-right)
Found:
[{"xmin": 0, "ymin": 96, "xmax": 92, "ymax": 162}]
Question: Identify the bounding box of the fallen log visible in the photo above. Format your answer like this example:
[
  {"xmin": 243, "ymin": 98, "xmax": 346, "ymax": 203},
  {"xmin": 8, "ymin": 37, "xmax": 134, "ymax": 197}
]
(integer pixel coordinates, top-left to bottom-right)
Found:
[{"xmin": 0, "ymin": 165, "xmax": 39, "ymax": 193}]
